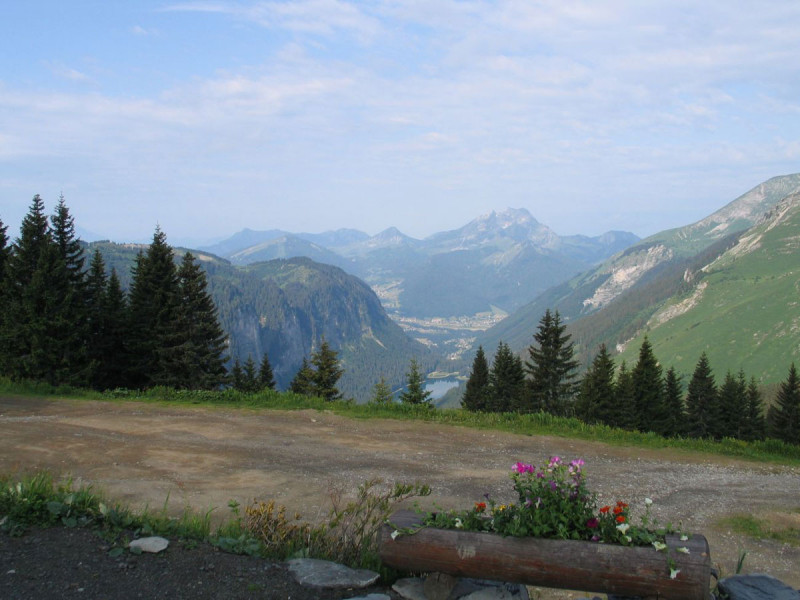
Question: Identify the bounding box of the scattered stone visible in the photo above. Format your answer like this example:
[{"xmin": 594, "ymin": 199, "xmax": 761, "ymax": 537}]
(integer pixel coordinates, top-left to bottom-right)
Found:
[
  {"xmin": 718, "ymin": 574, "xmax": 800, "ymax": 600},
  {"xmin": 128, "ymin": 536, "xmax": 169, "ymax": 554},
  {"xmin": 424, "ymin": 572, "xmax": 459, "ymax": 600},
  {"xmin": 393, "ymin": 576, "xmax": 529, "ymax": 600},
  {"xmin": 393, "ymin": 577, "xmax": 427, "ymax": 600},
  {"xmin": 286, "ymin": 558, "xmax": 380, "ymax": 590}
]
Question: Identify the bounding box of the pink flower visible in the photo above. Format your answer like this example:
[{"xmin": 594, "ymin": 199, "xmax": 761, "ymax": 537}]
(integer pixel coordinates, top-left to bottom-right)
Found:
[{"xmin": 586, "ymin": 518, "xmax": 599, "ymax": 529}]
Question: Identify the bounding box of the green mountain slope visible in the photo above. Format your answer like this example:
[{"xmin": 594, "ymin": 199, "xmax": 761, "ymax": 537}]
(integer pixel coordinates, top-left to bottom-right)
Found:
[
  {"xmin": 477, "ymin": 173, "xmax": 800, "ymax": 357},
  {"xmin": 613, "ymin": 192, "xmax": 800, "ymax": 383}
]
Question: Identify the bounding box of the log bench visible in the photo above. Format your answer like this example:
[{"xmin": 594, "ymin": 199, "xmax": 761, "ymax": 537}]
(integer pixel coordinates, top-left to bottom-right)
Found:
[{"xmin": 379, "ymin": 510, "xmax": 712, "ymax": 600}]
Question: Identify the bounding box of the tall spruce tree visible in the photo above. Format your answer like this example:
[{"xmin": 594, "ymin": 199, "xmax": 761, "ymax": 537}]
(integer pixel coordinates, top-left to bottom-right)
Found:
[
  {"xmin": 575, "ymin": 344, "xmax": 616, "ymax": 425},
  {"xmin": 462, "ymin": 345, "xmax": 490, "ymax": 411},
  {"xmin": 310, "ymin": 339, "xmax": 343, "ymax": 401},
  {"xmin": 289, "ymin": 357, "xmax": 315, "ymax": 396},
  {"xmin": 488, "ymin": 342, "xmax": 525, "ymax": 412},
  {"xmin": 399, "ymin": 358, "xmax": 432, "ymax": 406},
  {"xmin": 685, "ymin": 353, "xmax": 718, "ymax": 438},
  {"xmin": 743, "ymin": 377, "xmax": 766, "ymax": 442},
  {"xmin": 631, "ymin": 337, "xmax": 666, "ymax": 434},
  {"xmin": 258, "ymin": 352, "xmax": 276, "ymax": 390},
  {"xmin": 662, "ymin": 367, "xmax": 686, "ymax": 437},
  {"xmin": 717, "ymin": 371, "xmax": 747, "ymax": 439},
  {"xmin": 156, "ymin": 252, "xmax": 228, "ymax": 390},
  {"xmin": 614, "ymin": 361, "xmax": 637, "ymax": 430},
  {"xmin": 242, "ymin": 355, "xmax": 259, "ymax": 393},
  {"xmin": 84, "ymin": 250, "xmax": 108, "ymax": 387},
  {"xmin": 2, "ymin": 196, "xmax": 50, "ymax": 379},
  {"xmin": 770, "ymin": 363, "xmax": 800, "ymax": 445},
  {"xmin": 0, "ymin": 217, "xmax": 10, "ymax": 375},
  {"xmin": 50, "ymin": 195, "xmax": 85, "ymax": 285},
  {"xmin": 525, "ymin": 309, "xmax": 578, "ymax": 416},
  {"xmin": 97, "ymin": 268, "xmax": 129, "ymax": 389},
  {"xmin": 126, "ymin": 228, "xmax": 180, "ymax": 388}
]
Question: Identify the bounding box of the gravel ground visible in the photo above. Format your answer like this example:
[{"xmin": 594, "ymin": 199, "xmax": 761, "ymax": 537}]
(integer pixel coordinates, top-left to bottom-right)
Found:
[
  {"xmin": 1, "ymin": 396, "xmax": 799, "ymax": 597},
  {"xmin": 0, "ymin": 526, "xmax": 401, "ymax": 600}
]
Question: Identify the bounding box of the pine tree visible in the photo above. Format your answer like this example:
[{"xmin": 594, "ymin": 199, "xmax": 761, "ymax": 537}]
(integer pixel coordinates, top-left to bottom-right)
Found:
[
  {"xmin": 525, "ymin": 309, "xmax": 578, "ymax": 416},
  {"xmin": 369, "ymin": 376, "xmax": 394, "ymax": 405},
  {"xmin": 230, "ymin": 357, "xmax": 245, "ymax": 391},
  {"xmin": 97, "ymin": 268, "xmax": 129, "ymax": 389},
  {"xmin": 614, "ymin": 361, "xmax": 637, "ymax": 430},
  {"xmin": 242, "ymin": 355, "xmax": 259, "ymax": 393},
  {"xmin": 289, "ymin": 357, "xmax": 315, "ymax": 396},
  {"xmin": 399, "ymin": 358, "xmax": 432, "ymax": 406},
  {"xmin": 575, "ymin": 344, "xmax": 616, "ymax": 425},
  {"xmin": 2, "ymin": 196, "xmax": 51, "ymax": 378},
  {"xmin": 743, "ymin": 377, "xmax": 766, "ymax": 442},
  {"xmin": 462, "ymin": 346, "xmax": 490, "ymax": 411},
  {"xmin": 84, "ymin": 250, "xmax": 108, "ymax": 388},
  {"xmin": 685, "ymin": 353, "xmax": 718, "ymax": 438},
  {"xmin": 156, "ymin": 252, "xmax": 228, "ymax": 390},
  {"xmin": 50, "ymin": 194, "xmax": 85, "ymax": 285},
  {"xmin": 661, "ymin": 367, "xmax": 686, "ymax": 437},
  {"xmin": 0, "ymin": 217, "xmax": 11, "ymax": 375},
  {"xmin": 487, "ymin": 342, "xmax": 525, "ymax": 412},
  {"xmin": 258, "ymin": 352, "xmax": 276, "ymax": 390},
  {"xmin": 770, "ymin": 363, "xmax": 800, "ymax": 445},
  {"xmin": 717, "ymin": 371, "xmax": 747, "ymax": 439},
  {"xmin": 126, "ymin": 228, "xmax": 180, "ymax": 388},
  {"xmin": 310, "ymin": 339, "xmax": 343, "ymax": 401},
  {"xmin": 631, "ymin": 337, "xmax": 666, "ymax": 434}
]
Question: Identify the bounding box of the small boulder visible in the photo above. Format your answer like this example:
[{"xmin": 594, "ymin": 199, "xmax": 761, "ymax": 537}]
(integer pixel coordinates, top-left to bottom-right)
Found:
[
  {"xmin": 286, "ymin": 558, "xmax": 380, "ymax": 590},
  {"xmin": 718, "ymin": 574, "xmax": 800, "ymax": 600},
  {"xmin": 128, "ymin": 536, "xmax": 169, "ymax": 554}
]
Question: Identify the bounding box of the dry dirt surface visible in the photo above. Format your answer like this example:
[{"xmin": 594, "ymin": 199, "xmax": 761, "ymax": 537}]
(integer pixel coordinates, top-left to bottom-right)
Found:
[{"xmin": 2, "ymin": 396, "xmax": 799, "ymax": 596}]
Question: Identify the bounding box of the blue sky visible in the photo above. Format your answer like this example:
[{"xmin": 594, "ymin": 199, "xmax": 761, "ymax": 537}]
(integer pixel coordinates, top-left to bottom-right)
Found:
[{"xmin": 1, "ymin": 1, "xmax": 799, "ymax": 245}]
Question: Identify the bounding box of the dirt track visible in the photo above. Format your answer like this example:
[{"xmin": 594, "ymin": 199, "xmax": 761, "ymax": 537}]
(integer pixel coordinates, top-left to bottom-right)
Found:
[{"xmin": 2, "ymin": 396, "xmax": 799, "ymax": 589}]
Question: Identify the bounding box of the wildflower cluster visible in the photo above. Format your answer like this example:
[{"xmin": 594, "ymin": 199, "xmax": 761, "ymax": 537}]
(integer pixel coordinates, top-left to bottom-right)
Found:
[{"xmin": 424, "ymin": 458, "xmax": 683, "ymax": 550}]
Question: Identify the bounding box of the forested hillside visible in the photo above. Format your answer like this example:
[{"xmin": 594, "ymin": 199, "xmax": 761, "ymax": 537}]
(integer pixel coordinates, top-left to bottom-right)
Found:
[{"xmin": 89, "ymin": 243, "xmax": 435, "ymax": 400}]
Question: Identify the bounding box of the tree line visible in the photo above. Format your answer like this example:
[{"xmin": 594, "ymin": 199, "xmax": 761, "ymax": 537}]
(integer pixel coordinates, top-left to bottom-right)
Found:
[{"xmin": 462, "ymin": 308, "xmax": 800, "ymax": 445}]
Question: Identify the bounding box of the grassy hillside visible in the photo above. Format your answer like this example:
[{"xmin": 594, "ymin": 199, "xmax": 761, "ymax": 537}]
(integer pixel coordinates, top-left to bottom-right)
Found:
[{"xmin": 614, "ymin": 193, "xmax": 800, "ymax": 383}]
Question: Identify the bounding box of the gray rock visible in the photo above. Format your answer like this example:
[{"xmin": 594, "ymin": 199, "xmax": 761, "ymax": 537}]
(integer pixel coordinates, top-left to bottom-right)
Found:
[
  {"xmin": 344, "ymin": 595, "xmax": 392, "ymax": 600},
  {"xmin": 128, "ymin": 536, "xmax": 169, "ymax": 553},
  {"xmin": 393, "ymin": 578, "xmax": 427, "ymax": 600},
  {"xmin": 392, "ymin": 576, "xmax": 529, "ymax": 600},
  {"xmin": 718, "ymin": 574, "xmax": 800, "ymax": 600},
  {"xmin": 286, "ymin": 558, "xmax": 380, "ymax": 590},
  {"xmin": 425, "ymin": 572, "xmax": 459, "ymax": 600}
]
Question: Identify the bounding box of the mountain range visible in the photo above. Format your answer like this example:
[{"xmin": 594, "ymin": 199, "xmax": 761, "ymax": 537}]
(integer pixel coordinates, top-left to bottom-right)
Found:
[
  {"xmin": 201, "ymin": 209, "xmax": 639, "ymax": 319},
  {"xmin": 476, "ymin": 173, "xmax": 800, "ymax": 384}
]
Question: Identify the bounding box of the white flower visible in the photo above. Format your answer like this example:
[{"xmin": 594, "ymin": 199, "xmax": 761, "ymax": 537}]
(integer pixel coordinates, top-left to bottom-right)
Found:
[
  {"xmin": 616, "ymin": 523, "xmax": 630, "ymax": 534},
  {"xmin": 644, "ymin": 498, "xmax": 653, "ymax": 506},
  {"xmin": 652, "ymin": 541, "xmax": 667, "ymax": 552},
  {"xmin": 677, "ymin": 547, "xmax": 690, "ymax": 554},
  {"xmin": 625, "ymin": 535, "xmax": 632, "ymax": 543},
  {"xmin": 390, "ymin": 530, "xmax": 400, "ymax": 540},
  {"xmin": 680, "ymin": 534, "xmax": 689, "ymax": 541},
  {"xmin": 455, "ymin": 518, "xmax": 464, "ymax": 529},
  {"xmin": 670, "ymin": 568, "xmax": 681, "ymax": 580}
]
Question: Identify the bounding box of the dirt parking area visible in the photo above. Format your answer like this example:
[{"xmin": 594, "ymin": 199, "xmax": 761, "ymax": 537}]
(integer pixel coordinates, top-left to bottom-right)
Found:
[{"xmin": 2, "ymin": 396, "xmax": 799, "ymax": 590}]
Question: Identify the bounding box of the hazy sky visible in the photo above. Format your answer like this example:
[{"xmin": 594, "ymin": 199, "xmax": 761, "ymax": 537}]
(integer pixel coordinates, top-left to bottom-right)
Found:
[{"xmin": 2, "ymin": 1, "xmax": 799, "ymax": 245}]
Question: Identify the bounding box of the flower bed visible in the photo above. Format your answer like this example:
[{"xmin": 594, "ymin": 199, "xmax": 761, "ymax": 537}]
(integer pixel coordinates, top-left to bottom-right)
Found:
[{"xmin": 380, "ymin": 458, "xmax": 711, "ymax": 599}]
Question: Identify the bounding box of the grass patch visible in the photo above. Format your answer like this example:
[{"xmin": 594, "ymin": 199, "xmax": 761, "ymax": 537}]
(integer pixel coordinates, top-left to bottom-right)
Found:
[
  {"xmin": 2, "ymin": 376, "xmax": 799, "ymax": 465},
  {"xmin": 718, "ymin": 514, "xmax": 800, "ymax": 546}
]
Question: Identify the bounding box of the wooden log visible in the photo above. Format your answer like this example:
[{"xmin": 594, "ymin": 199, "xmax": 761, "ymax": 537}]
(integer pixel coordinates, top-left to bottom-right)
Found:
[{"xmin": 380, "ymin": 510, "xmax": 711, "ymax": 600}]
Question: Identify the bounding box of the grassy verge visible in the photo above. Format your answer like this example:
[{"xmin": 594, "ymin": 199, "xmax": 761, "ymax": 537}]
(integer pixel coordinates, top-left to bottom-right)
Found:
[
  {"xmin": 2, "ymin": 377, "xmax": 799, "ymax": 465},
  {"xmin": 0, "ymin": 470, "xmax": 428, "ymax": 573},
  {"xmin": 717, "ymin": 512, "xmax": 800, "ymax": 547}
]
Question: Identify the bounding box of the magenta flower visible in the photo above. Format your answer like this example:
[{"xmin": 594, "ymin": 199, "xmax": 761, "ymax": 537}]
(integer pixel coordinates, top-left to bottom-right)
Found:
[{"xmin": 586, "ymin": 518, "xmax": 599, "ymax": 529}]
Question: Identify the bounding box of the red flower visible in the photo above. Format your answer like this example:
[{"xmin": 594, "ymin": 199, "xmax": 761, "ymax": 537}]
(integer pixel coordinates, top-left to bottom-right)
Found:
[
  {"xmin": 616, "ymin": 501, "xmax": 628, "ymax": 508},
  {"xmin": 616, "ymin": 515, "xmax": 626, "ymax": 523},
  {"xmin": 613, "ymin": 506, "xmax": 623, "ymax": 515},
  {"xmin": 599, "ymin": 506, "xmax": 611, "ymax": 514},
  {"xmin": 475, "ymin": 502, "xmax": 487, "ymax": 512}
]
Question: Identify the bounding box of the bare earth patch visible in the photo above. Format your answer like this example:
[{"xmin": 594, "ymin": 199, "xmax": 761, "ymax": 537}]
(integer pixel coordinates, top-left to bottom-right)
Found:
[{"xmin": 2, "ymin": 396, "xmax": 799, "ymax": 593}]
